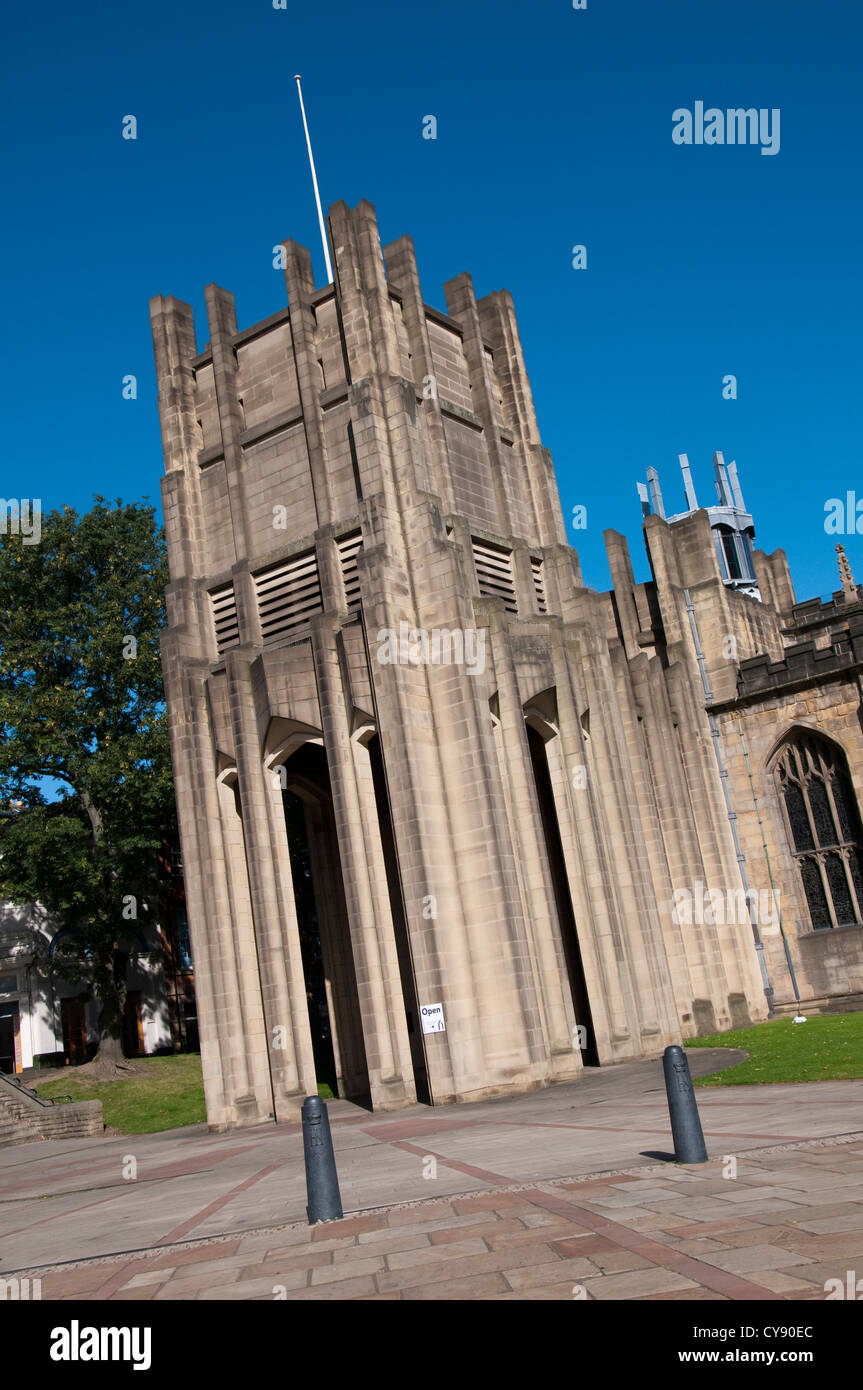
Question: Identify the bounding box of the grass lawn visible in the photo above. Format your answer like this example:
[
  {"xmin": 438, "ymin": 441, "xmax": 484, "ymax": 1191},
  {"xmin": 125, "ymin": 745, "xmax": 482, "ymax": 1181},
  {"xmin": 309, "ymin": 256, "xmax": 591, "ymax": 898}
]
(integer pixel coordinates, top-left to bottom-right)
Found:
[
  {"xmin": 35, "ymin": 1055, "xmax": 207, "ymax": 1133},
  {"xmin": 686, "ymin": 1011, "xmax": 863, "ymax": 1086},
  {"xmin": 35, "ymin": 1055, "xmax": 339, "ymax": 1132}
]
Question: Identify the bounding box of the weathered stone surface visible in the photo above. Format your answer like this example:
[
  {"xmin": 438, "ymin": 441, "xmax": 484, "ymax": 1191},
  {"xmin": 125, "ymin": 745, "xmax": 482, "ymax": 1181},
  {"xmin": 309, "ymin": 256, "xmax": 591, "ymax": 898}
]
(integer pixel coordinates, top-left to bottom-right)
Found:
[{"xmin": 150, "ymin": 197, "xmax": 861, "ymax": 1132}]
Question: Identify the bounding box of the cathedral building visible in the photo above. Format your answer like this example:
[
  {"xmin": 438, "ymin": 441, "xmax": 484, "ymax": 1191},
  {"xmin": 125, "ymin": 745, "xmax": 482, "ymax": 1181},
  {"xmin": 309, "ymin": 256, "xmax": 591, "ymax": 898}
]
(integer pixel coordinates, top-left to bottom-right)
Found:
[{"xmin": 150, "ymin": 199, "xmax": 863, "ymax": 1131}]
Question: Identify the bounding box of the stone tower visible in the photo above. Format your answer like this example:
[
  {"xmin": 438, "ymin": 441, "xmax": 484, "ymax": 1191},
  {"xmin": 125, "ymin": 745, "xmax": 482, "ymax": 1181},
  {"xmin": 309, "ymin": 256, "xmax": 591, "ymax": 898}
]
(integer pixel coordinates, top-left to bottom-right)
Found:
[
  {"xmin": 639, "ymin": 453, "xmax": 760, "ymax": 596},
  {"xmin": 151, "ymin": 199, "xmax": 769, "ymax": 1131}
]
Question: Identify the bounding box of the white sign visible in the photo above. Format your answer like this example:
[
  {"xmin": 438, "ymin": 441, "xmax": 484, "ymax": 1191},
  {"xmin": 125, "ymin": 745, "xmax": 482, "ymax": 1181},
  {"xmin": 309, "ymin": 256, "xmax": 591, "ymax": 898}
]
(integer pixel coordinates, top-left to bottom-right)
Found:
[{"xmin": 420, "ymin": 1002, "xmax": 445, "ymax": 1034}]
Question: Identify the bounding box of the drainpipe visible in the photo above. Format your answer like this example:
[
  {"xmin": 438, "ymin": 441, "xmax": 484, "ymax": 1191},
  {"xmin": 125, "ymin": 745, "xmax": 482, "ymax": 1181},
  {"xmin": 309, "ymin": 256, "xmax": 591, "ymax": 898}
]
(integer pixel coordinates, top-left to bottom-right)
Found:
[{"xmin": 683, "ymin": 589, "xmax": 774, "ymax": 1013}]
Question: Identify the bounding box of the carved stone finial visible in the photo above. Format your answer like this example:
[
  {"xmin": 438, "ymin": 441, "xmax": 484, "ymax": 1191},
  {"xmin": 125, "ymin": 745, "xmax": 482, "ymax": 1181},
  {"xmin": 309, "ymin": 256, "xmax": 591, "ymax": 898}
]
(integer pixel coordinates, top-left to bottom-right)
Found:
[{"xmin": 836, "ymin": 543, "xmax": 857, "ymax": 601}]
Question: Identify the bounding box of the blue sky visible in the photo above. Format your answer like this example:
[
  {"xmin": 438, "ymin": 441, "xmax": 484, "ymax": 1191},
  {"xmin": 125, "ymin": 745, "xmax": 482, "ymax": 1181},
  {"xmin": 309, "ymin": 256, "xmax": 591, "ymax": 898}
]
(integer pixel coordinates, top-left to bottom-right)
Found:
[{"xmin": 5, "ymin": 0, "xmax": 861, "ymax": 598}]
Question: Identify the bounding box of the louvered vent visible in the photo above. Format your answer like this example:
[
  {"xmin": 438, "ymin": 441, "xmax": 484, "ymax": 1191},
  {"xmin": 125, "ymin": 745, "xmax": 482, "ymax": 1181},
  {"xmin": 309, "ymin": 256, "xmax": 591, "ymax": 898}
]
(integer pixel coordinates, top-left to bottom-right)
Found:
[
  {"xmin": 210, "ymin": 582, "xmax": 240, "ymax": 656},
  {"xmin": 337, "ymin": 531, "xmax": 363, "ymax": 610},
  {"xmin": 531, "ymin": 556, "xmax": 548, "ymax": 614},
  {"xmin": 472, "ymin": 538, "xmax": 518, "ymax": 614},
  {"xmin": 254, "ymin": 550, "xmax": 322, "ymax": 644}
]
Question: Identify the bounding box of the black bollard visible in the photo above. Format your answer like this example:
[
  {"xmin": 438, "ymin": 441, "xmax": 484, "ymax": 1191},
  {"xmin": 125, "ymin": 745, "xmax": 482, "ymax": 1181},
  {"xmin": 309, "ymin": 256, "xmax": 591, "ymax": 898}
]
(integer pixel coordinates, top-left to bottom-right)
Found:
[
  {"xmin": 662, "ymin": 1045, "xmax": 708, "ymax": 1163},
  {"xmin": 301, "ymin": 1095, "xmax": 343, "ymax": 1224}
]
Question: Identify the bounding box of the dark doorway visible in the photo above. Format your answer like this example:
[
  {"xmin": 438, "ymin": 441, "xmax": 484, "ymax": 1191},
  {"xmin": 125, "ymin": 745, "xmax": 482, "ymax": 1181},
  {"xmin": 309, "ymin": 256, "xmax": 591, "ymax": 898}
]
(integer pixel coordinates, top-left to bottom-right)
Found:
[
  {"xmin": 183, "ymin": 1001, "xmax": 200, "ymax": 1053},
  {"xmin": 123, "ymin": 991, "xmax": 144, "ymax": 1057},
  {"xmin": 283, "ymin": 786, "xmax": 338, "ymax": 1095},
  {"xmin": 527, "ymin": 724, "xmax": 600, "ymax": 1066},
  {"xmin": 282, "ymin": 742, "xmax": 371, "ymax": 1106},
  {"xmin": 367, "ymin": 734, "xmax": 431, "ymax": 1105},
  {"xmin": 0, "ymin": 1004, "xmax": 18, "ymax": 1075},
  {"xmin": 61, "ymin": 997, "xmax": 88, "ymax": 1066}
]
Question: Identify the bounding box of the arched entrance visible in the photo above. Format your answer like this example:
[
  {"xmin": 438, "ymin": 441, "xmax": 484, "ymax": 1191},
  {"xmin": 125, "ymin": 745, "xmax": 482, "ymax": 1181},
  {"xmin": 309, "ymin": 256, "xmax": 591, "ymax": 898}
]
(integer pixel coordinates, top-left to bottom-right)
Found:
[{"xmin": 281, "ymin": 741, "xmax": 371, "ymax": 1106}]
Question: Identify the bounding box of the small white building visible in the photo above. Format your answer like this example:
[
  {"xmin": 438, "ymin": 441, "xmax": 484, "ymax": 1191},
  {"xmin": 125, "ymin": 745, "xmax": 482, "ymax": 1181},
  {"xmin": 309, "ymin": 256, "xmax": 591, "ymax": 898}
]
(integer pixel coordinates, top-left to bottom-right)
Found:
[{"xmin": 0, "ymin": 902, "xmax": 173, "ymax": 1073}]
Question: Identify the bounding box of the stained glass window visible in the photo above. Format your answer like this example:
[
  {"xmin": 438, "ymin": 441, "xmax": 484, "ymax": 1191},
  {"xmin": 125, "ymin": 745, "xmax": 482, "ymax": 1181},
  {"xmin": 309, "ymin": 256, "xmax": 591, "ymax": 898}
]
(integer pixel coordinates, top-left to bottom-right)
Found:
[
  {"xmin": 783, "ymin": 782, "xmax": 813, "ymax": 852},
  {"xmin": 832, "ymin": 769, "xmax": 857, "ymax": 843},
  {"xmin": 826, "ymin": 853, "xmax": 856, "ymax": 925},
  {"xmin": 800, "ymin": 858, "xmax": 830, "ymax": 928},
  {"xmin": 808, "ymin": 777, "xmax": 835, "ymax": 847},
  {"xmin": 849, "ymin": 848, "xmax": 863, "ymax": 913},
  {"xmin": 774, "ymin": 733, "xmax": 863, "ymax": 930}
]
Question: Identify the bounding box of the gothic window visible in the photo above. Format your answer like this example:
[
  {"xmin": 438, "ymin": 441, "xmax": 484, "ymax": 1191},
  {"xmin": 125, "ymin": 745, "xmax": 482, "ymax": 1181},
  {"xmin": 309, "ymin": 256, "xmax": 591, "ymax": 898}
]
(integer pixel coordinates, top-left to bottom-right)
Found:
[
  {"xmin": 775, "ymin": 733, "xmax": 863, "ymax": 929},
  {"xmin": 719, "ymin": 526, "xmax": 743, "ymax": 580},
  {"xmin": 714, "ymin": 524, "xmax": 755, "ymax": 584}
]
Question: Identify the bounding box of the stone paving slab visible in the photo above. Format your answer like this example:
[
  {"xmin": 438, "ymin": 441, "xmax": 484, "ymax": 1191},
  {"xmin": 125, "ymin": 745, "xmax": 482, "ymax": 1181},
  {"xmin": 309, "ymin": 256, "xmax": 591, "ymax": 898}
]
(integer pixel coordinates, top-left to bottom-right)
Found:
[
  {"xmin": 4, "ymin": 1051, "xmax": 863, "ymax": 1272},
  {"xmin": 8, "ymin": 1137, "xmax": 863, "ymax": 1301}
]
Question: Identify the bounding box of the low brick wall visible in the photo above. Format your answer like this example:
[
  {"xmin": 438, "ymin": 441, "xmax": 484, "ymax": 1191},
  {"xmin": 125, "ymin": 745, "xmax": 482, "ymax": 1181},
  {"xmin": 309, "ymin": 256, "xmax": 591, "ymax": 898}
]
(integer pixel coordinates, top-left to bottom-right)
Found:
[
  {"xmin": 0, "ymin": 1074, "xmax": 103, "ymax": 1143},
  {"xmin": 40, "ymin": 1101, "xmax": 103, "ymax": 1139}
]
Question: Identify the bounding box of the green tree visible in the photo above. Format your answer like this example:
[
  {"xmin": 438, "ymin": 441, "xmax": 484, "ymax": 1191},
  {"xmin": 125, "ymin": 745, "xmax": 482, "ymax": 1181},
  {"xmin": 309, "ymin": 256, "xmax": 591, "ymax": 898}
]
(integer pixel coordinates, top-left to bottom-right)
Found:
[{"xmin": 0, "ymin": 498, "xmax": 176, "ymax": 1070}]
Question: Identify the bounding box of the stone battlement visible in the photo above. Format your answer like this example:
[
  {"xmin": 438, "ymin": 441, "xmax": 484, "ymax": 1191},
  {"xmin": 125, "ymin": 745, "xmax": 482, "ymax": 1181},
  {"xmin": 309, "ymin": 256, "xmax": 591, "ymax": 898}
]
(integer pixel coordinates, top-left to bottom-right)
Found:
[{"xmin": 733, "ymin": 613, "xmax": 863, "ymax": 699}]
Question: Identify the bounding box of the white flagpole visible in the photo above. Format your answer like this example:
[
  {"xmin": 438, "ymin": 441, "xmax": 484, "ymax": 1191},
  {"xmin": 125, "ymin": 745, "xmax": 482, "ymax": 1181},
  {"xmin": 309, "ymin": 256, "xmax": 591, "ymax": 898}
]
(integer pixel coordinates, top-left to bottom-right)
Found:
[{"xmin": 294, "ymin": 74, "xmax": 333, "ymax": 285}]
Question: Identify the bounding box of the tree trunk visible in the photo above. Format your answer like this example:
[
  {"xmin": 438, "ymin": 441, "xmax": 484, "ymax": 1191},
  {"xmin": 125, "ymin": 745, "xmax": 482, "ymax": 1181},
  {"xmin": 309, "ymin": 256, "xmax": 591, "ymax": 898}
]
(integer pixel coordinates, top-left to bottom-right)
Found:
[{"xmin": 93, "ymin": 946, "xmax": 131, "ymax": 1073}]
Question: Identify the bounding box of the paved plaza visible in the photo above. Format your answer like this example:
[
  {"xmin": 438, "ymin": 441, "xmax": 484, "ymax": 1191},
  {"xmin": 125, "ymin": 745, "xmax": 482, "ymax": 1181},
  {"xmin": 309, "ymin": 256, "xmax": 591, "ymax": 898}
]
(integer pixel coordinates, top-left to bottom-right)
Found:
[{"xmin": 3, "ymin": 1050, "xmax": 863, "ymax": 1300}]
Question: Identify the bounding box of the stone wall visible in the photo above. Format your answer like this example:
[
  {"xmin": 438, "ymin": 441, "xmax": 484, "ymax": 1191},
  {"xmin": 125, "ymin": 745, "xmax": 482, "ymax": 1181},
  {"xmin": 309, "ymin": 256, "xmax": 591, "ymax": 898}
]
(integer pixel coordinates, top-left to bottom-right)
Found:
[{"xmin": 0, "ymin": 1074, "xmax": 103, "ymax": 1146}]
